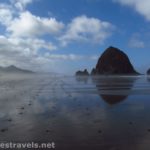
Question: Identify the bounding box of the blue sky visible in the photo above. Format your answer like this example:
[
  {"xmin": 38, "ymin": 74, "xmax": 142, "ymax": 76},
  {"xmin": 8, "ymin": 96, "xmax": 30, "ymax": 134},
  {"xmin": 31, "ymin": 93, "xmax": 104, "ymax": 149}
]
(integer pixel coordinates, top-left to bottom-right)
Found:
[{"xmin": 0, "ymin": 0, "xmax": 150, "ymax": 74}]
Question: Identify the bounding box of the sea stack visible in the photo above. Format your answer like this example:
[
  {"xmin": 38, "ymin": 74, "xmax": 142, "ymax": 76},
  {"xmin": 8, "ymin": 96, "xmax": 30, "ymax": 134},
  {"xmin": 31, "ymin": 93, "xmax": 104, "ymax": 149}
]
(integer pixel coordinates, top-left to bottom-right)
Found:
[
  {"xmin": 94, "ymin": 46, "xmax": 139, "ymax": 75},
  {"xmin": 76, "ymin": 69, "xmax": 89, "ymax": 76}
]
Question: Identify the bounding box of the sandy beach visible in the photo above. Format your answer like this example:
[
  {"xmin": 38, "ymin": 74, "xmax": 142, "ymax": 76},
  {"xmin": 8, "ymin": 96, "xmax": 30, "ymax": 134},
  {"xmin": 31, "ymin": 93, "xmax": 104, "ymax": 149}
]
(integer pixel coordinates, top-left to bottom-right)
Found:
[{"xmin": 0, "ymin": 74, "xmax": 149, "ymax": 149}]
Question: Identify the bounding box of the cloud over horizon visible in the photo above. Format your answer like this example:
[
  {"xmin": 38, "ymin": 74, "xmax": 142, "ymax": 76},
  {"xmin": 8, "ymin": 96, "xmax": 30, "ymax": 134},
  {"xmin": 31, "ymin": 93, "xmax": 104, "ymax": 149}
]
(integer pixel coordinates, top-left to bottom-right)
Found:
[{"xmin": 0, "ymin": 0, "xmax": 114, "ymax": 73}]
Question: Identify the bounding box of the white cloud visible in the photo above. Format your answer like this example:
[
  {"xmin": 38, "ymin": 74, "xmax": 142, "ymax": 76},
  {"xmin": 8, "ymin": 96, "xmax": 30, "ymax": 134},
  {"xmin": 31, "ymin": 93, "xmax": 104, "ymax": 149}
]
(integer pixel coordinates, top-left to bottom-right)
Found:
[
  {"xmin": 45, "ymin": 53, "xmax": 98, "ymax": 61},
  {"xmin": 7, "ymin": 11, "xmax": 64, "ymax": 37},
  {"xmin": 13, "ymin": 38, "xmax": 57, "ymax": 51},
  {"xmin": 59, "ymin": 15, "xmax": 114, "ymax": 46},
  {"xmin": 10, "ymin": 0, "xmax": 33, "ymax": 11},
  {"xmin": 45, "ymin": 53, "xmax": 84, "ymax": 61},
  {"xmin": 128, "ymin": 34, "xmax": 145, "ymax": 48},
  {"xmin": 114, "ymin": 0, "xmax": 150, "ymax": 21},
  {"xmin": 0, "ymin": 35, "xmax": 58, "ymax": 71},
  {"xmin": 0, "ymin": 4, "xmax": 13, "ymax": 26},
  {"xmin": 0, "ymin": 35, "xmax": 56, "ymax": 55}
]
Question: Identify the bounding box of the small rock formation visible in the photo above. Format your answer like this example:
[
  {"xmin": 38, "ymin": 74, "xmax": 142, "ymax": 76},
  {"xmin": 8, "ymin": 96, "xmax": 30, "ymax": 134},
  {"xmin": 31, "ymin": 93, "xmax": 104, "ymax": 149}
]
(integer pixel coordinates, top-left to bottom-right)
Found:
[
  {"xmin": 94, "ymin": 46, "xmax": 139, "ymax": 75},
  {"xmin": 147, "ymin": 69, "xmax": 150, "ymax": 75},
  {"xmin": 76, "ymin": 69, "xmax": 89, "ymax": 76}
]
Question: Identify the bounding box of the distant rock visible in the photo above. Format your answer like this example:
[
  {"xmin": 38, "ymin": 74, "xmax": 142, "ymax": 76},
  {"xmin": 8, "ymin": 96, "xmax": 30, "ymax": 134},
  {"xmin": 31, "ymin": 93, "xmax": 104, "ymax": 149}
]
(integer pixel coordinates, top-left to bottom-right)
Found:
[
  {"xmin": 76, "ymin": 69, "xmax": 89, "ymax": 76},
  {"xmin": 0, "ymin": 65, "xmax": 33, "ymax": 74},
  {"xmin": 94, "ymin": 46, "xmax": 139, "ymax": 75},
  {"xmin": 147, "ymin": 69, "xmax": 150, "ymax": 75}
]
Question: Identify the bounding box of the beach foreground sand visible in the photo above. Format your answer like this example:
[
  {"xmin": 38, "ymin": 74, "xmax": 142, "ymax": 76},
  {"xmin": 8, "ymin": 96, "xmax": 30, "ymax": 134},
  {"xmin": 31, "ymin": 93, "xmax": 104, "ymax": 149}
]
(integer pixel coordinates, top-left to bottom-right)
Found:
[{"xmin": 0, "ymin": 73, "xmax": 150, "ymax": 150}]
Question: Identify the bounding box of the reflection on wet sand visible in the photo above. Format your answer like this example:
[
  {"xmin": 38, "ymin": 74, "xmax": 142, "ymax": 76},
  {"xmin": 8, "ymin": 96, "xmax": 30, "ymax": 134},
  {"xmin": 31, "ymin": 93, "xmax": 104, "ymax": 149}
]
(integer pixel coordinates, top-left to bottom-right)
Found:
[
  {"xmin": 92, "ymin": 76, "xmax": 137, "ymax": 105},
  {"xmin": 0, "ymin": 74, "xmax": 150, "ymax": 150},
  {"xmin": 75, "ymin": 76, "xmax": 89, "ymax": 84},
  {"xmin": 101, "ymin": 95, "xmax": 127, "ymax": 104},
  {"xmin": 147, "ymin": 76, "xmax": 150, "ymax": 82}
]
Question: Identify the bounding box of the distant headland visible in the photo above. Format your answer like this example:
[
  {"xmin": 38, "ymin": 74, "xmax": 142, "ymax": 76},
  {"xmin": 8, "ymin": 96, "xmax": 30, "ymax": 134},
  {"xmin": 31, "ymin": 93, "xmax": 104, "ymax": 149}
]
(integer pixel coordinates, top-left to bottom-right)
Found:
[{"xmin": 0, "ymin": 65, "xmax": 33, "ymax": 74}]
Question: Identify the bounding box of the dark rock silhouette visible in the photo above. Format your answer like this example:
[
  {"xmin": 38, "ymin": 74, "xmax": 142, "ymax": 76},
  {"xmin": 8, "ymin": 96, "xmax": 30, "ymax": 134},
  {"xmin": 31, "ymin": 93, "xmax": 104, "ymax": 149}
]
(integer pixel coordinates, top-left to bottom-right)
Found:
[
  {"xmin": 95, "ymin": 46, "xmax": 139, "ymax": 75},
  {"xmin": 76, "ymin": 69, "xmax": 89, "ymax": 76},
  {"xmin": 147, "ymin": 69, "xmax": 150, "ymax": 75}
]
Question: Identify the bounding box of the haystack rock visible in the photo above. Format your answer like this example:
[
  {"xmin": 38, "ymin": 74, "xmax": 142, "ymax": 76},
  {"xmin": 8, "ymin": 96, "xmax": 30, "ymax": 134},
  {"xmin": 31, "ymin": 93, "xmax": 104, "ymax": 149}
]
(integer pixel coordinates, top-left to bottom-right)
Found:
[
  {"xmin": 76, "ymin": 69, "xmax": 89, "ymax": 76},
  {"xmin": 95, "ymin": 46, "xmax": 139, "ymax": 75}
]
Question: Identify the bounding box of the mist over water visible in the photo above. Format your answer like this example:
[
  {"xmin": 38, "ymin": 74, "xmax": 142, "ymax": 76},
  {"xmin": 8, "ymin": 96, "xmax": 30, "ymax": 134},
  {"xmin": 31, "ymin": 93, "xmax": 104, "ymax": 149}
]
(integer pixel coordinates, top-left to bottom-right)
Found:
[{"xmin": 0, "ymin": 73, "xmax": 150, "ymax": 149}]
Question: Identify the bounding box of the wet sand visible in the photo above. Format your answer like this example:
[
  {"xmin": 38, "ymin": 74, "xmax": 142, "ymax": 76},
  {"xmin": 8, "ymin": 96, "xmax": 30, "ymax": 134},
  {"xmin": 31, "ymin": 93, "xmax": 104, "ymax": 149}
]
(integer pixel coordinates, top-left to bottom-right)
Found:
[{"xmin": 0, "ymin": 73, "xmax": 150, "ymax": 150}]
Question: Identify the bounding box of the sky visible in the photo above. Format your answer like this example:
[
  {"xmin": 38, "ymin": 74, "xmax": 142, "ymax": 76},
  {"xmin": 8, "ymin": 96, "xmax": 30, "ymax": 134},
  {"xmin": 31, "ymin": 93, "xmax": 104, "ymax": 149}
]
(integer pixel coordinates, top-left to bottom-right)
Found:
[{"xmin": 0, "ymin": 0, "xmax": 150, "ymax": 74}]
